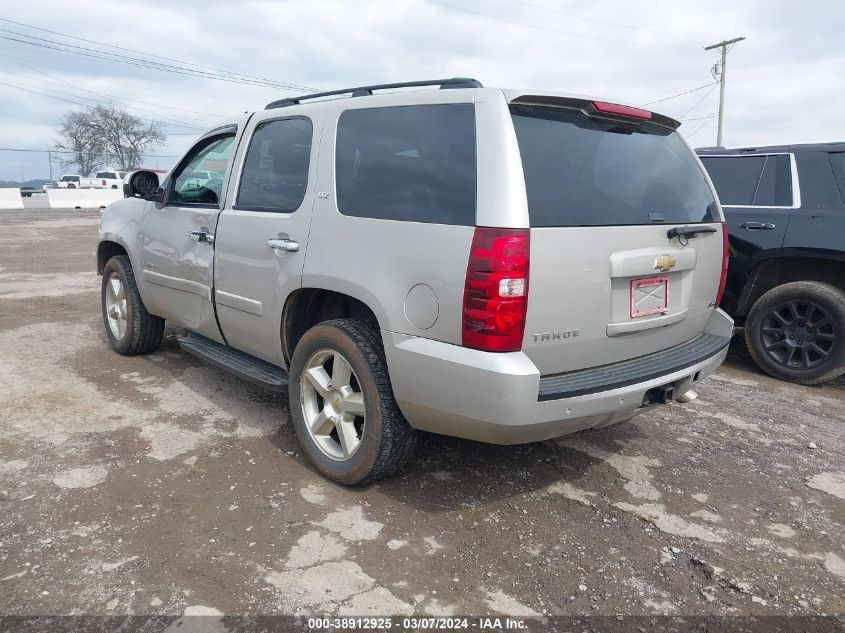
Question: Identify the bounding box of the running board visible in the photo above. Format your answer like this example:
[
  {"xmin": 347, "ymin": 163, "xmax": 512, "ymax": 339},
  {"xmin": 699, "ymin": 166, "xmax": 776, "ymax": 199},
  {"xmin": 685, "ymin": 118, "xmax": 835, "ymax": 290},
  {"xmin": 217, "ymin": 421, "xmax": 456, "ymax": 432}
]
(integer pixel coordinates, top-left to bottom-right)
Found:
[{"xmin": 179, "ymin": 332, "xmax": 288, "ymax": 392}]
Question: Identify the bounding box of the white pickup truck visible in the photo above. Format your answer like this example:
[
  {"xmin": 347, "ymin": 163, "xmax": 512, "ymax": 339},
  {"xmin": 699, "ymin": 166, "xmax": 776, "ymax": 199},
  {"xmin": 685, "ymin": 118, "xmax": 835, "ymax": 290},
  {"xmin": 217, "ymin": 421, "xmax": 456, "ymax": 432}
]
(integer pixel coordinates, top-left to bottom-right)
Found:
[
  {"xmin": 80, "ymin": 170, "xmax": 126, "ymax": 190},
  {"xmin": 56, "ymin": 174, "xmax": 82, "ymax": 189}
]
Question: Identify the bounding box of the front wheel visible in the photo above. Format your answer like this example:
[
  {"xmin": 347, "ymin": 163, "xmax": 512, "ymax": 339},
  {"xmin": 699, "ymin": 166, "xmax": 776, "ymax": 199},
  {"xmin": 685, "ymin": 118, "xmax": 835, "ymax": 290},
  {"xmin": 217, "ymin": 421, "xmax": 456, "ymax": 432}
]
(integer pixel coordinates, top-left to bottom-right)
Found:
[
  {"xmin": 289, "ymin": 319, "xmax": 416, "ymax": 485},
  {"xmin": 101, "ymin": 255, "xmax": 165, "ymax": 355},
  {"xmin": 745, "ymin": 281, "xmax": 845, "ymax": 385}
]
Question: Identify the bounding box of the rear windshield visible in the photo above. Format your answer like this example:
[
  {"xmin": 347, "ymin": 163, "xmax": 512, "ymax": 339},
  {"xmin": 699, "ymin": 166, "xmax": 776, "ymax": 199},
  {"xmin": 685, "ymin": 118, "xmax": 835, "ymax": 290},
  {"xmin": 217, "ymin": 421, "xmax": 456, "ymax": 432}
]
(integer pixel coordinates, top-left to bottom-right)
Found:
[{"xmin": 510, "ymin": 105, "xmax": 717, "ymax": 226}]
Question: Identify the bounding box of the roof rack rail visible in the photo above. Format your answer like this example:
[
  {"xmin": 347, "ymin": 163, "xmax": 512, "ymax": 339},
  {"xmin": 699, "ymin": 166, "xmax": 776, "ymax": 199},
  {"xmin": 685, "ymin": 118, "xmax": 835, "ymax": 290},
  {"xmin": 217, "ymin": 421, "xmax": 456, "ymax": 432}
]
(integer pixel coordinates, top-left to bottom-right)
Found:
[{"xmin": 264, "ymin": 77, "xmax": 483, "ymax": 110}]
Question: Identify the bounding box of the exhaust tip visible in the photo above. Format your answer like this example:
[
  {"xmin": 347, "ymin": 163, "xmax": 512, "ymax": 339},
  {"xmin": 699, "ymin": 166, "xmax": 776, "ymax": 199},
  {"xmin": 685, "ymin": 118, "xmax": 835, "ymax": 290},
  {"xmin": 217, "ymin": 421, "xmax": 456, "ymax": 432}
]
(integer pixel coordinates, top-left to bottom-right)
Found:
[{"xmin": 675, "ymin": 389, "xmax": 698, "ymax": 404}]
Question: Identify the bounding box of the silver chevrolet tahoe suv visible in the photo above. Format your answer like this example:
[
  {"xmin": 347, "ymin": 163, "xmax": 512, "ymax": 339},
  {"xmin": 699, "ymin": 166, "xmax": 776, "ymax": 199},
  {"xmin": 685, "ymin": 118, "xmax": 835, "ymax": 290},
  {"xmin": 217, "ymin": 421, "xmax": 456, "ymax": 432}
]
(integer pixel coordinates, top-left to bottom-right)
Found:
[{"xmin": 98, "ymin": 78, "xmax": 734, "ymax": 485}]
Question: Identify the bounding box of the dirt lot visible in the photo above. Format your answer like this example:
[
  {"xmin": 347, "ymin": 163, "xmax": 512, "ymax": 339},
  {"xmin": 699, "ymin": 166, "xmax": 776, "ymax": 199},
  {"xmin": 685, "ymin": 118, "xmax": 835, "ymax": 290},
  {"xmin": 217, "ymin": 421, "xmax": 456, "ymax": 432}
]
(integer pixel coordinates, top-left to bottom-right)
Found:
[{"xmin": 1, "ymin": 207, "xmax": 843, "ymax": 622}]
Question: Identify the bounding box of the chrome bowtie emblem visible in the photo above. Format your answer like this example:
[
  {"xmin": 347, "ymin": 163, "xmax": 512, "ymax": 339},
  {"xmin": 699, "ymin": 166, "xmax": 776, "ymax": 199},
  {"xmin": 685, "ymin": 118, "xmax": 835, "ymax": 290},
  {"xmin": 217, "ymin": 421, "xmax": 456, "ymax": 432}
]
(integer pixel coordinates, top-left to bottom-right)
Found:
[{"xmin": 653, "ymin": 255, "xmax": 677, "ymax": 273}]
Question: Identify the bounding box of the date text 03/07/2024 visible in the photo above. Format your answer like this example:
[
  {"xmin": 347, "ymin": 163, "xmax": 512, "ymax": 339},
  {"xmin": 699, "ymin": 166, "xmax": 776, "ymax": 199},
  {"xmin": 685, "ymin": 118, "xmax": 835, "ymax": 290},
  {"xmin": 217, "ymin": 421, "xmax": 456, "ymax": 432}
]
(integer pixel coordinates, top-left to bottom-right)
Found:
[{"xmin": 306, "ymin": 616, "xmax": 530, "ymax": 630}]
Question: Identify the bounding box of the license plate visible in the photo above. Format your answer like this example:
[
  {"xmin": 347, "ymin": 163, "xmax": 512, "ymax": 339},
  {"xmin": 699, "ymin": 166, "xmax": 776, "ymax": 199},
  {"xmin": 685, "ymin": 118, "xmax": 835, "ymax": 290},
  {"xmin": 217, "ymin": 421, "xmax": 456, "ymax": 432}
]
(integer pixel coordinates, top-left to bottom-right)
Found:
[{"xmin": 630, "ymin": 276, "xmax": 669, "ymax": 318}]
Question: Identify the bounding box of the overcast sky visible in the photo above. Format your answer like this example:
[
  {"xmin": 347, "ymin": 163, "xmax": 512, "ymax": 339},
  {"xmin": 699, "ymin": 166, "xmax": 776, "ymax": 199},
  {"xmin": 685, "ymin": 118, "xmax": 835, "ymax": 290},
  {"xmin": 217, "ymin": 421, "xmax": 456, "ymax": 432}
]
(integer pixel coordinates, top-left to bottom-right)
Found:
[{"xmin": 0, "ymin": 0, "xmax": 843, "ymax": 180}]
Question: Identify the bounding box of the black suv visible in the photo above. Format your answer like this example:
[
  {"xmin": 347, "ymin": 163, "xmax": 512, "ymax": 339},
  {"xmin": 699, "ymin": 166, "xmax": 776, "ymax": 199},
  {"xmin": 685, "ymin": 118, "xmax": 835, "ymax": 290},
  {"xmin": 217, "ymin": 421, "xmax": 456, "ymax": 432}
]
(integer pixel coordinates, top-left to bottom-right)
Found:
[{"xmin": 697, "ymin": 143, "xmax": 845, "ymax": 385}]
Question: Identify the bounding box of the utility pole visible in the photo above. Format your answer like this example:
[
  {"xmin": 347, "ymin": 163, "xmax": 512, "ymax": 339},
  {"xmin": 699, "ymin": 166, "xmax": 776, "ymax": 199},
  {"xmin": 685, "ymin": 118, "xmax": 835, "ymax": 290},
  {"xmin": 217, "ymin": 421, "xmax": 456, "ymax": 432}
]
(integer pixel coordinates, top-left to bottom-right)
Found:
[
  {"xmin": 47, "ymin": 146, "xmax": 53, "ymax": 183},
  {"xmin": 704, "ymin": 36, "xmax": 745, "ymax": 147}
]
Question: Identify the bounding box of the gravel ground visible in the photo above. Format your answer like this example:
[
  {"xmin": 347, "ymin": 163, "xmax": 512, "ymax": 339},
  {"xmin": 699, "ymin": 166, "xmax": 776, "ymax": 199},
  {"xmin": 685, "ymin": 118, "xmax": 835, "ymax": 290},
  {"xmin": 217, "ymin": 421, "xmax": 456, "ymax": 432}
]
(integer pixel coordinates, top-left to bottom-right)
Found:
[{"xmin": 0, "ymin": 207, "xmax": 843, "ymax": 624}]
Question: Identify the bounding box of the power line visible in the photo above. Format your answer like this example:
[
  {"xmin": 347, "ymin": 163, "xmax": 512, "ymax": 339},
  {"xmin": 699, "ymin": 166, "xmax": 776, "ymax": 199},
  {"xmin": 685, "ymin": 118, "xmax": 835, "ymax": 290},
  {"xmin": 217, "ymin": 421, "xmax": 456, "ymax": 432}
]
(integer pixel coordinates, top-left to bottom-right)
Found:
[
  {"xmin": 505, "ymin": 0, "xmax": 716, "ymax": 40},
  {"xmin": 426, "ymin": 0, "xmax": 699, "ymax": 49},
  {"xmin": 0, "ymin": 67, "xmax": 214, "ymax": 128},
  {"xmin": 0, "ymin": 30, "xmax": 294, "ymax": 90},
  {"xmin": 680, "ymin": 113, "xmax": 716, "ymax": 121},
  {"xmin": 0, "ymin": 69, "xmax": 210, "ymax": 130},
  {"xmin": 0, "ymin": 29, "xmax": 312, "ymax": 91},
  {"xmin": 0, "ymin": 17, "xmax": 316, "ymax": 91},
  {"xmin": 677, "ymin": 83, "xmax": 718, "ymax": 119},
  {"xmin": 640, "ymin": 81, "xmax": 718, "ymax": 107},
  {"xmin": 0, "ymin": 146, "xmax": 178, "ymax": 158},
  {"xmin": 683, "ymin": 116, "xmax": 716, "ymax": 140},
  {"xmin": 0, "ymin": 43, "xmax": 234, "ymax": 114},
  {"xmin": 1, "ymin": 53, "xmax": 225, "ymax": 120},
  {"xmin": 0, "ymin": 78, "xmax": 203, "ymax": 131}
]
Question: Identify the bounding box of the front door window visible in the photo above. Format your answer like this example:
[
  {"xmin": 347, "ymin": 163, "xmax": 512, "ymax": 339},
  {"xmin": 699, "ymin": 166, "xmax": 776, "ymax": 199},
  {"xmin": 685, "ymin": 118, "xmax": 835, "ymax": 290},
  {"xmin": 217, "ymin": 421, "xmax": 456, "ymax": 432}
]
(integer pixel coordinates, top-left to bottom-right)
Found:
[{"xmin": 168, "ymin": 134, "xmax": 235, "ymax": 206}]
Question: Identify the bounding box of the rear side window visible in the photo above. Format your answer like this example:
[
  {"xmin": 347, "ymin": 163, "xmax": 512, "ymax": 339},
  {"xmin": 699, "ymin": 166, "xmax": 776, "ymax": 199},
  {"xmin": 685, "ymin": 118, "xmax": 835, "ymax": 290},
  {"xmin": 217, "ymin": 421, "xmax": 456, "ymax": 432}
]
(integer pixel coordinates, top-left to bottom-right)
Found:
[
  {"xmin": 700, "ymin": 154, "xmax": 793, "ymax": 206},
  {"xmin": 236, "ymin": 118, "xmax": 313, "ymax": 213},
  {"xmin": 335, "ymin": 104, "xmax": 476, "ymax": 225},
  {"xmin": 511, "ymin": 105, "xmax": 716, "ymax": 227}
]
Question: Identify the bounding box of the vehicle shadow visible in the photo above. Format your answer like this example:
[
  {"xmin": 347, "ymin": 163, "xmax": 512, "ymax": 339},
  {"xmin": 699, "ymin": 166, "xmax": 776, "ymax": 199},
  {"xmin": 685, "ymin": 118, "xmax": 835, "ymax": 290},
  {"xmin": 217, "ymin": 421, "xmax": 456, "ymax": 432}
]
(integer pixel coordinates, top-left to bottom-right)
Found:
[
  {"xmin": 374, "ymin": 422, "xmax": 648, "ymax": 513},
  {"xmin": 134, "ymin": 326, "xmax": 841, "ymax": 510},
  {"xmin": 145, "ymin": 325, "xmax": 674, "ymax": 511}
]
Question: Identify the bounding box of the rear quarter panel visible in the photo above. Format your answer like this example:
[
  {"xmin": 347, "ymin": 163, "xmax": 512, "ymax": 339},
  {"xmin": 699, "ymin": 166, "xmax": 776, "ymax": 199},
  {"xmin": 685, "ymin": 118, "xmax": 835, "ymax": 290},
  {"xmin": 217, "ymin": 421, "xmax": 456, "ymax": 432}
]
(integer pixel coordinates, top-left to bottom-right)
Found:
[
  {"xmin": 784, "ymin": 150, "xmax": 845, "ymax": 252},
  {"xmin": 301, "ymin": 90, "xmax": 513, "ymax": 343}
]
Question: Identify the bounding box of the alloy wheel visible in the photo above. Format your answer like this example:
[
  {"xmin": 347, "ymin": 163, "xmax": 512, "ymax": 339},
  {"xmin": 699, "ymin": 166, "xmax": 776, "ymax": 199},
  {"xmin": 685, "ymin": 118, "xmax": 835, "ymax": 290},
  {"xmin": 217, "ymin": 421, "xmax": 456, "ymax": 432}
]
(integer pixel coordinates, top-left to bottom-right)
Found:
[
  {"xmin": 300, "ymin": 349, "xmax": 366, "ymax": 461},
  {"xmin": 759, "ymin": 300, "xmax": 838, "ymax": 369},
  {"xmin": 104, "ymin": 272, "xmax": 128, "ymax": 340}
]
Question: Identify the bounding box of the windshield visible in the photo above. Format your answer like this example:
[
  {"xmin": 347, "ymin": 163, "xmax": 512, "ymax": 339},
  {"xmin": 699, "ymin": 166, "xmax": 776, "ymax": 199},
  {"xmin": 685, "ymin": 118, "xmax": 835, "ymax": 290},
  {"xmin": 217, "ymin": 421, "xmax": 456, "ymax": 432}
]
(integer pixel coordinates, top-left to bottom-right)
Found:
[{"xmin": 510, "ymin": 105, "xmax": 717, "ymax": 227}]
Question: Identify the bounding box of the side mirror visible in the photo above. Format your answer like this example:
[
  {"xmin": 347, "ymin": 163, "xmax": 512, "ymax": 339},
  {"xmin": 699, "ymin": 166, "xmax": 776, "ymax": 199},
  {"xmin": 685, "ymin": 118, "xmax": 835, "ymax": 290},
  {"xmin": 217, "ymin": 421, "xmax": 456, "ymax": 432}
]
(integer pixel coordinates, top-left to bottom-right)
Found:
[{"xmin": 124, "ymin": 170, "xmax": 163, "ymax": 202}]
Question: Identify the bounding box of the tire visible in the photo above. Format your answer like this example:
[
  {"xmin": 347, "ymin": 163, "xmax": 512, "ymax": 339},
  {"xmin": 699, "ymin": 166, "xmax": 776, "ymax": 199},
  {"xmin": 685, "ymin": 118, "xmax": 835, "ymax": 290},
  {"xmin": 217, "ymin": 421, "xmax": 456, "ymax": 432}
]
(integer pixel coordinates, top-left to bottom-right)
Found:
[
  {"xmin": 289, "ymin": 318, "xmax": 417, "ymax": 485},
  {"xmin": 745, "ymin": 281, "xmax": 845, "ymax": 385},
  {"xmin": 67, "ymin": 184, "xmax": 76, "ymax": 189},
  {"xmin": 101, "ymin": 255, "xmax": 165, "ymax": 355},
  {"xmin": 111, "ymin": 185, "xmax": 118, "ymax": 189}
]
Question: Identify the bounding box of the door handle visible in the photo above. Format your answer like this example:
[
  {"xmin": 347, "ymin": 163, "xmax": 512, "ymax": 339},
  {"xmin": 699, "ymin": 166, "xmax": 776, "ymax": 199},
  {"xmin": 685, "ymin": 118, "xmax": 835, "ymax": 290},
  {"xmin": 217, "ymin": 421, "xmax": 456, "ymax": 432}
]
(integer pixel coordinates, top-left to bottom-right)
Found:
[
  {"xmin": 267, "ymin": 237, "xmax": 300, "ymax": 252},
  {"xmin": 738, "ymin": 222, "xmax": 776, "ymax": 231},
  {"xmin": 187, "ymin": 230, "xmax": 215, "ymax": 243}
]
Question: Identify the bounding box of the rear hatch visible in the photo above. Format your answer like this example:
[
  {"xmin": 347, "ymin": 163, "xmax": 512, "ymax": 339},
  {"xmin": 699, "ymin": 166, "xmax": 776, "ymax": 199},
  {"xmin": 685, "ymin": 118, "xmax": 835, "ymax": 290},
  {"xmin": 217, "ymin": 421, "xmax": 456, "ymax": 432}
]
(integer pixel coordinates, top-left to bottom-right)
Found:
[{"xmin": 510, "ymin": 98, "xmax": 724, "ymax": 375}]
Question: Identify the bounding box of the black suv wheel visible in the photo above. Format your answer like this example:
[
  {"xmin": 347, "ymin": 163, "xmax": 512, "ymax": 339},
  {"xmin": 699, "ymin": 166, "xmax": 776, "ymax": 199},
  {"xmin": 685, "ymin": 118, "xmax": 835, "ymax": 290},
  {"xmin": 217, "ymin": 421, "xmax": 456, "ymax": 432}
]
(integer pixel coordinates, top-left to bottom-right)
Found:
[{"xmin": 745, "ymin": 281, "xmax": 845, "ymax": 385}]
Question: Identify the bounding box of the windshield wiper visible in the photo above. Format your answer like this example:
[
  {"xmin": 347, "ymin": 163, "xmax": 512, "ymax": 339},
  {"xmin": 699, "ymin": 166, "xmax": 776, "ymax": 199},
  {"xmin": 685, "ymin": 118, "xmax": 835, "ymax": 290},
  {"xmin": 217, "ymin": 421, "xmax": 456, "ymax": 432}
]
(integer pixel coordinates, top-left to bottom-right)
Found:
[{"xmin": 666, "ymin": 225, "xmax": 718, "ymax": 240}]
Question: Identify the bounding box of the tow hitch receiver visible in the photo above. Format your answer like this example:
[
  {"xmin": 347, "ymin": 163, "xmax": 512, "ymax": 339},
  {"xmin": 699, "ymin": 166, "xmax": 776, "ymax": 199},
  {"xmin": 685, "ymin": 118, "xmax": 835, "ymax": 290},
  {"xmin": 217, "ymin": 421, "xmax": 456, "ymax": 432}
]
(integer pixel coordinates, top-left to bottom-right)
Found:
[{"xmin": 643, "ymin": 384, "xmax": 675, "ymax": 406}]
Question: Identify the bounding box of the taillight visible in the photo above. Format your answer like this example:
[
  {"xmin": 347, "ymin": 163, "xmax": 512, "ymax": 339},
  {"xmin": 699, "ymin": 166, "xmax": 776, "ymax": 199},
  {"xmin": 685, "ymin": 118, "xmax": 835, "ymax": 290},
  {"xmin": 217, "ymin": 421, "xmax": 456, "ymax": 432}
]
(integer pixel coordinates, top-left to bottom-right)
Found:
[
  {"xmin": 591, "ymin": 101, "xmax": 652, "ymax": 120},
  {"xmin": 715, "ymin": 222, "xmax": 730, "ymax": 307},
  {"xmin": 462, "ymin": 227, "xmax": 530, "ymax": 352},
  {"xmin": 102, "ymin": 179, "xmax": 107, "ymax": 186}
]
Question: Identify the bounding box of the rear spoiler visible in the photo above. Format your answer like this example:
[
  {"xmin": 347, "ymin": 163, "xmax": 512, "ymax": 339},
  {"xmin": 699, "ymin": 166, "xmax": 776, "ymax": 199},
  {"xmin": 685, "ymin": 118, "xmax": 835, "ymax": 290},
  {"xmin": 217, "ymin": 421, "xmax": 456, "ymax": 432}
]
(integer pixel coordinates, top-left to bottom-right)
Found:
[{"xmin": 510, "ymin": 94, "xmax": 680, "ymax": 131}]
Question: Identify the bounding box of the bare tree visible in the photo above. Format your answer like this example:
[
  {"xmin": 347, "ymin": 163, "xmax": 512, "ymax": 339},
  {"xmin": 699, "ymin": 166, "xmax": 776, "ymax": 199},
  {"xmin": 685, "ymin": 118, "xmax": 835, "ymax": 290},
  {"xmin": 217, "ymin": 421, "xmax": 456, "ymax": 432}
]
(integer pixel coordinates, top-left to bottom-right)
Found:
[
  {"xmin": 56, "ymin": 104, "xmax": 166, "ymax": 173},
  {"xmin": 56, "ymin": 111, "xmax": 104, "ymax": 176},
  {"xmin": 89, "ymin": 104, "xmax": 166, "ymax": 171}
]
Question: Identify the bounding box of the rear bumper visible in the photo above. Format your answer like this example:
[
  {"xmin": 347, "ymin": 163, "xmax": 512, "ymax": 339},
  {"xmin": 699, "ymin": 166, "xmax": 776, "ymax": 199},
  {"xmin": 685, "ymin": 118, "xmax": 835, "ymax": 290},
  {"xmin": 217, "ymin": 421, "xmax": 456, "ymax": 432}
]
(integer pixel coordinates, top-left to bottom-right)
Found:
[{"xmin": 383, "ymin": 309, "xmax": 733, "ymax": 444}]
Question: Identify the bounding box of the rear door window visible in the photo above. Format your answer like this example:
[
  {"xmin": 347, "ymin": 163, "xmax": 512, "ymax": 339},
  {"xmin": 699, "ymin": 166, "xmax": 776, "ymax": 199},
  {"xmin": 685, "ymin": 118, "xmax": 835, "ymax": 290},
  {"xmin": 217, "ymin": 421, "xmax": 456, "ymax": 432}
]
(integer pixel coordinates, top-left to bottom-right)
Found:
[
  {"xmin": 236, "ymin": 117, "xmax": 313, "ymax": 213},
  {"xmin": 700, "ymin": 154, "xmax": 794, "ymax": 207},
  {"xmin": 751, "ymin": 154, "xmax": 793, "ymax": 206},
  {"xmin": 335, "ymin": 104, "xmax": 476, "ymax": 225},
  {"xmin": 698, "ymin": 155, "xmax": 765, "ymax": 205},
  {"xmin": 511, "ymin": 105, "xmax": 716, "ymax": 226},
  {"xmin": 829, "ymin": 153, "xmax": 845, "ymax": 204}
]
